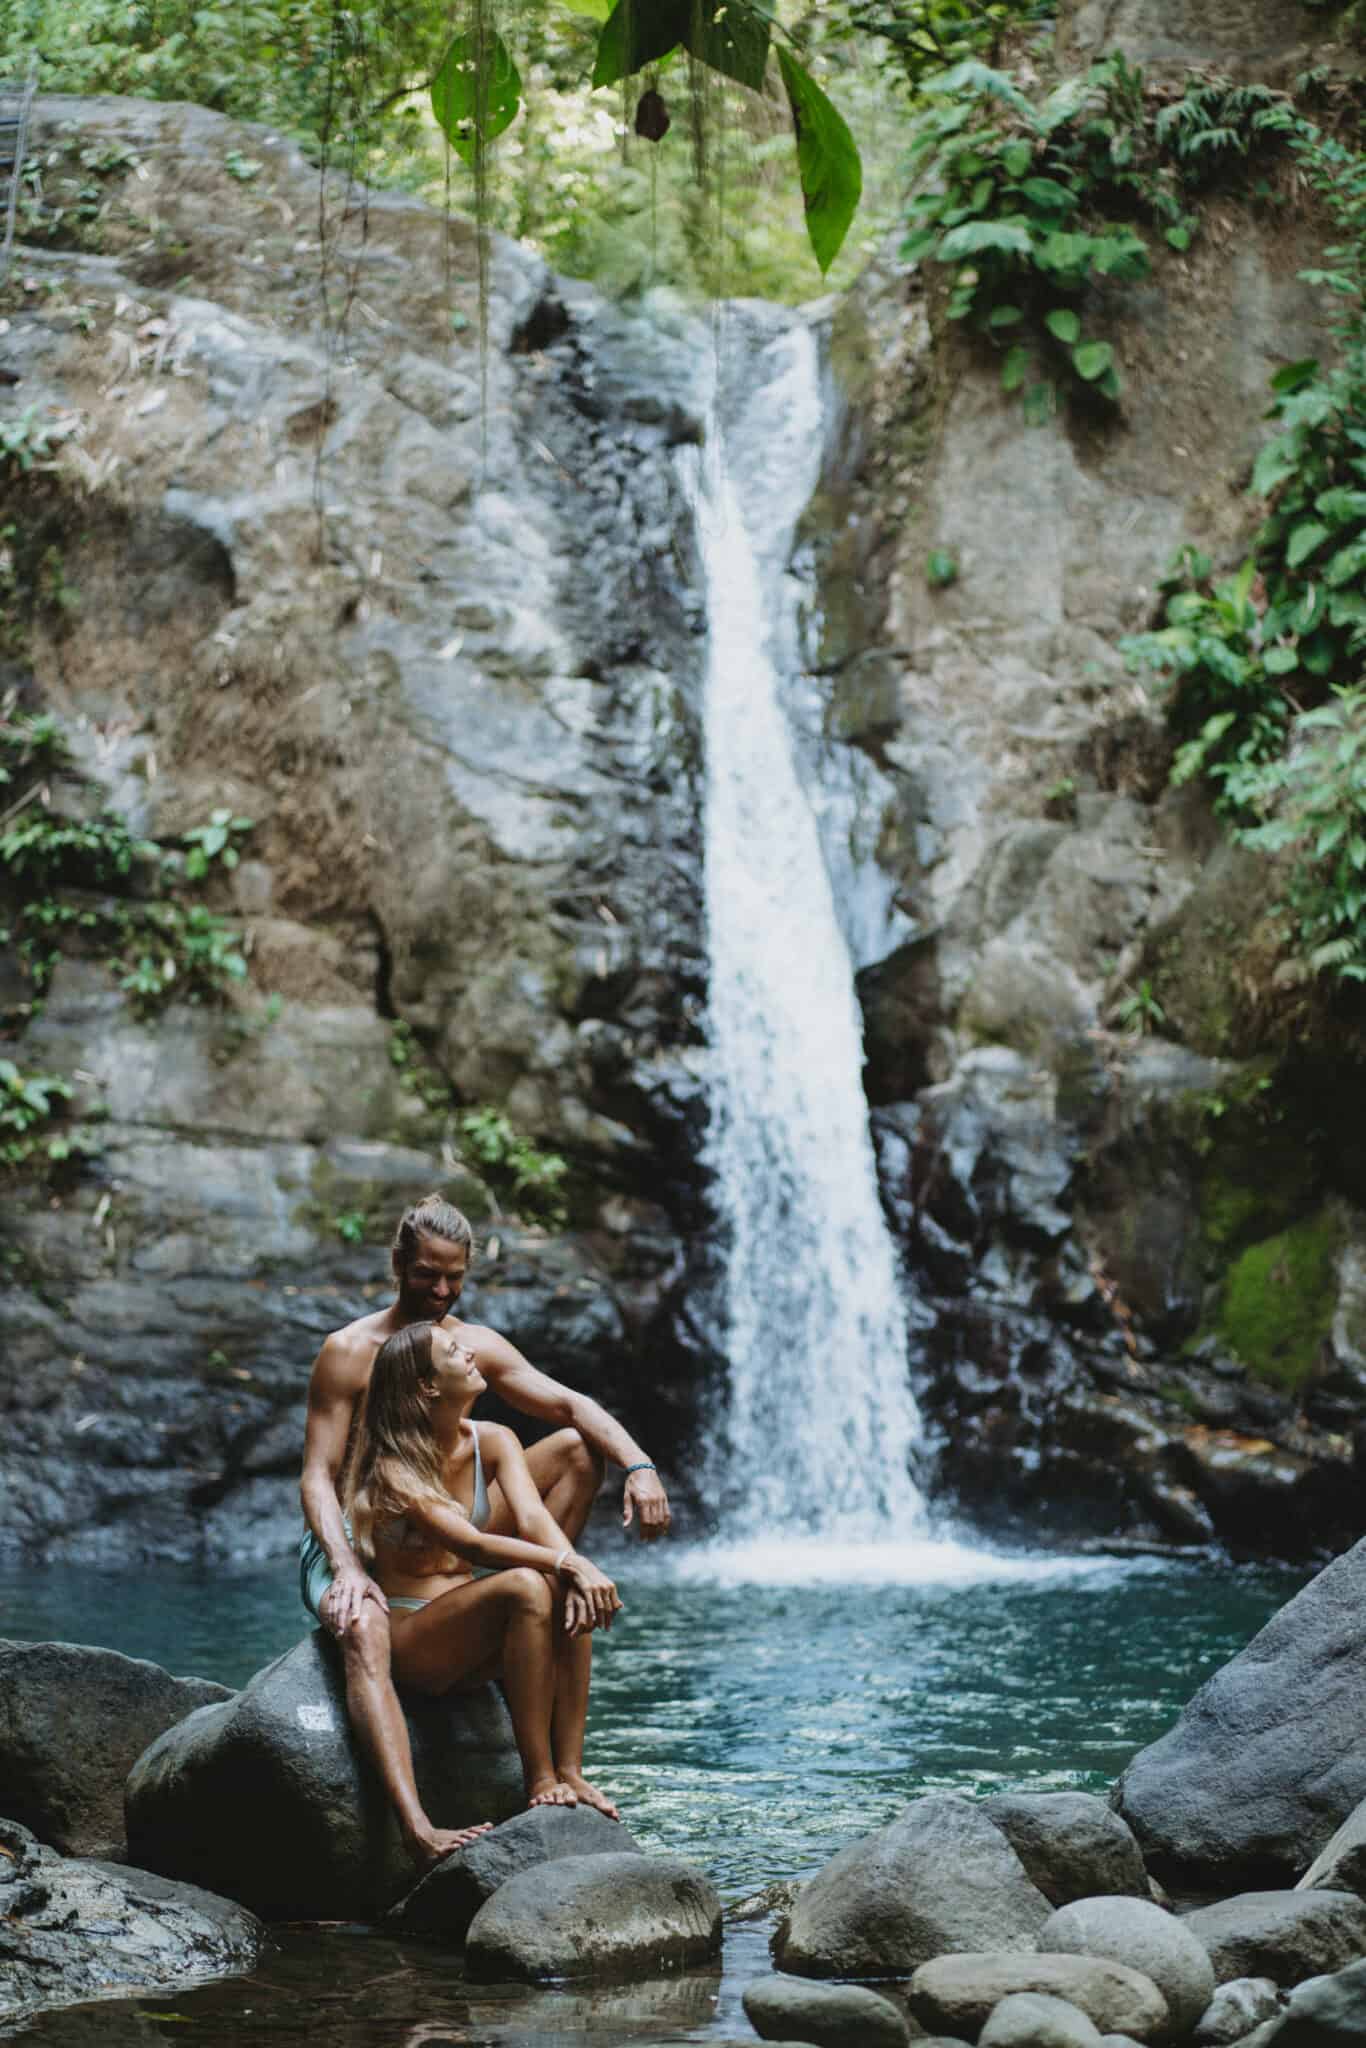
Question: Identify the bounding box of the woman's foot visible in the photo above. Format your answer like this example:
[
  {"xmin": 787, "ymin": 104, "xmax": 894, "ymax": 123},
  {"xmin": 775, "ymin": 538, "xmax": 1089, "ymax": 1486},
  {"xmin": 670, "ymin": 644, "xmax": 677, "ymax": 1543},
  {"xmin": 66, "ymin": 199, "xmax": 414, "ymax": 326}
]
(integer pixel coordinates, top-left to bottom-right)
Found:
[
  {"xmin": 526, "ymin": 1774, "xmax": 579, "ymax": 1808},
  {"xmin": 407, "ymin": 1821, "xmax": 495, "ymax": 1869},
  {"xmin": 555, "ymin": 1766, "xmax": 619, "ymax": 1821}
]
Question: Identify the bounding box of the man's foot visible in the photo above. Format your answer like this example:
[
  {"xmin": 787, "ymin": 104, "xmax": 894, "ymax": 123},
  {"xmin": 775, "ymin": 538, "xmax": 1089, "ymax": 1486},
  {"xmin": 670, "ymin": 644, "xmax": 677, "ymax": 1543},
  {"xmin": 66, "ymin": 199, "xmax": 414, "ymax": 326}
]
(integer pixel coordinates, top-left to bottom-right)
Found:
[
  {"xmin": 555, "ymin": 1765, "xmax": 620, "ymax": 1821},
  {"xmin": 526, "ymin": 1774, "xmax": 578, "ymax": 1808},
  {"xmin": 407, "ymin": 1821, "xmax": 495, "ymax": 1869}
]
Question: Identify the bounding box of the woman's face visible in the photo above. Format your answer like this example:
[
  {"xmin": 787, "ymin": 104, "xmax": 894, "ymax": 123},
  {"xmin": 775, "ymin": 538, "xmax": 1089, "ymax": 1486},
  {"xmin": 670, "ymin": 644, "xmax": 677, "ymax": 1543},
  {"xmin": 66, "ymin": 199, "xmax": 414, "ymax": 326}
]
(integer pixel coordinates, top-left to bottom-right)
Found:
[{"xmin": 427, "ymin": 1324, "xmax": 486, "ymax": 1399}]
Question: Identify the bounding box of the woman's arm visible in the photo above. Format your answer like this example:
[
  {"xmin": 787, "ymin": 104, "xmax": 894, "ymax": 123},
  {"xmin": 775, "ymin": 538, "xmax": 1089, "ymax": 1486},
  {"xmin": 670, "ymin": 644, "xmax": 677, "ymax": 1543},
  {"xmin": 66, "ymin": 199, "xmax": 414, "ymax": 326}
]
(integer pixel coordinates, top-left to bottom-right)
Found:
[{"xmin": 480, "ymin": 1425, "xmax": 623, "ymax": 1631}]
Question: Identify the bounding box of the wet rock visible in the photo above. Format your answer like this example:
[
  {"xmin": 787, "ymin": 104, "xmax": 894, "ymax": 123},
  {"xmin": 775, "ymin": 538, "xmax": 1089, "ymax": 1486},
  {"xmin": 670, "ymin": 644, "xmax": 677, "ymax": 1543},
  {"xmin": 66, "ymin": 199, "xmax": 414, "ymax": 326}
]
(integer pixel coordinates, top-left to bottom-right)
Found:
[
  {"xmin": 125, "ymin": 1632, "xmax": 523, "ymax": 1919},
  {"xmin": 742, "ymin": 1975, "xmax": 912, "ymax": 2047},
  {"xmin": 386, "ymin": 1805, "xmax": 642, "ymax": 1940},
  {"xmin": 0, "ymin": 1817, "xmax": 262, "ymax": 2022},
  {"xmin": 908, "ymin": 1955, "xmax": 1169, "ymax": 2043},
  {"xmin": 0, "ymin": 1638, "xmax": 229, "ymax": 1860},
  {"xmin": 464, "ymin": 1852, "xmax": 721, "ymax": 1981},
  {"xmin": 1182, "ymin": 1894, "xmax": 1366, "ymax": 1990},
  {"xmin": 984, "ymin": 1795, "xmax": 1149, "ymax": 1907},
  {"xmin": 1264, "ymin": 1958, "xmax": 1366, "ymax": 2045},
  {"xmin": 980, "ymin": 1993, "xmax": 1105, "ymax": 2048},
  {"xmin": 1113, "ymin": 1542, "xmax": 1366, "ymax": 1891},
  {"xmin": 773, "ymin": 1793, "xmax": 1051, "ymax": 1979},
  {"xmin": 1040, "ymin": 1897, "xmax": 1215, "ymax": 2035},
  {"xmin": 1195, "ymin": 1978, "xmax": 1284, "ymax": 2045}
]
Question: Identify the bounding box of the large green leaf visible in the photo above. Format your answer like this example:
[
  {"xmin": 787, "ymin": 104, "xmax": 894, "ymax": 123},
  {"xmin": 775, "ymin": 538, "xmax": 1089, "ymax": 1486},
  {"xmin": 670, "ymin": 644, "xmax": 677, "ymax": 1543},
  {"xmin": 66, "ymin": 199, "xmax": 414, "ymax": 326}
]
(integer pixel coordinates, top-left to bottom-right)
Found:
[
  {"xmin": 1286, "ymin": 519, "xmax": 1330, "ymax": 569},
  {"xmin": 431, "ymin": 29, "xmax": 522, "ymax": 165},
  {"xmin": 776, "ymin": 46, "xmax": 862, "ymax": 275},
  {"xmin": 592, "ymin": 0, "xmax": 769, "ymax": 90},
  {"xmin": 936, "ymin": 217, "xmax": 1033, "ymax": 261}
]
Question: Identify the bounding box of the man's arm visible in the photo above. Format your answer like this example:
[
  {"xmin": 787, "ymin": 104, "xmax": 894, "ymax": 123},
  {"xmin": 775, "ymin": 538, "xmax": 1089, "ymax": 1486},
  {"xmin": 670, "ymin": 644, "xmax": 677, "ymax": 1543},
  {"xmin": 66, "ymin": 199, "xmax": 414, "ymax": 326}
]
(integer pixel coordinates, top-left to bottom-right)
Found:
[
  {"xmin": 471, "ymin": 1326, "xmax": 671, "ymax": 1538},
  {"xmin": 300, "ymin": 1336, "xmax": 388, "ymax": 1632}
]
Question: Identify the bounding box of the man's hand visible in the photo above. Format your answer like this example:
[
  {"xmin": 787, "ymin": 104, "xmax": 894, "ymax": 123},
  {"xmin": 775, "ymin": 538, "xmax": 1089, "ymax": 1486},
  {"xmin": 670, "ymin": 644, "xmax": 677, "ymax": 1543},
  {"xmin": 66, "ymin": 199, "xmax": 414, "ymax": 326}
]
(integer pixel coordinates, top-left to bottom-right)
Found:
[
  {"xmin": 622, "ymin": 1467, "xmax": 671, "ymax": 1541},
  {"xmin": 319, "ymin": 1565, "xmax": 389, "ymax": 1637},
  {"xmin": 559, "ymin": 1554, "xmax": 623, "ymax": 1634}
]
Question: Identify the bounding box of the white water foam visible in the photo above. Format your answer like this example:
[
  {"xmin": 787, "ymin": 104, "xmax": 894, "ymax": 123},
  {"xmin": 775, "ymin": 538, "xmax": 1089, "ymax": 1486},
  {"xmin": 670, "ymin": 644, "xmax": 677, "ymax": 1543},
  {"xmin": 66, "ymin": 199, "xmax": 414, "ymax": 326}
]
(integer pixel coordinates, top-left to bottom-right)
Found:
[{"xmin": 685, "ymin": 316, "xmax": 927, "ymax": 1543}]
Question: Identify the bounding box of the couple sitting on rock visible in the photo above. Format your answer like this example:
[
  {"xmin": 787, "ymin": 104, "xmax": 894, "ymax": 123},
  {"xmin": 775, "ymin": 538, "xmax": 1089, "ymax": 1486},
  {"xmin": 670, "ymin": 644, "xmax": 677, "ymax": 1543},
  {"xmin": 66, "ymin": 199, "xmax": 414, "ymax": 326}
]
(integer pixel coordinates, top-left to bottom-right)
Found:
[{"xmin": 298, "ymin": 1193, "xmax": 671, "ymax": 1864}]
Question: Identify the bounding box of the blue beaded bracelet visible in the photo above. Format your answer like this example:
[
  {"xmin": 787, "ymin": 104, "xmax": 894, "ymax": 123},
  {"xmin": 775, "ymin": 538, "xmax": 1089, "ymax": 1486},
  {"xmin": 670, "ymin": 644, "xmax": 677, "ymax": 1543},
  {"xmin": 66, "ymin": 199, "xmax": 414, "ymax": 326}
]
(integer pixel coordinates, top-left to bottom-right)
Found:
[{"xmin": 625, "ymin": 1461, "xmax": 656, "ymax": 1475}]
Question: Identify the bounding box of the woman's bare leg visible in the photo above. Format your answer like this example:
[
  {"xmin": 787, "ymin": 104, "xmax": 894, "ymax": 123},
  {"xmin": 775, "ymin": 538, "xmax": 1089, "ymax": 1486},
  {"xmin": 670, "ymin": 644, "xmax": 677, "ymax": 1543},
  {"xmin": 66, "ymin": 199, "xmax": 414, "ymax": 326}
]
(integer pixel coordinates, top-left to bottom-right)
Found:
[
  {"xmin": 392, "ymin": 1570, "xmax": 576, "ymax": 1808},
  {"xmin": 553, "ymin": 1625, "xmax": 619, "ymax": 1820}
]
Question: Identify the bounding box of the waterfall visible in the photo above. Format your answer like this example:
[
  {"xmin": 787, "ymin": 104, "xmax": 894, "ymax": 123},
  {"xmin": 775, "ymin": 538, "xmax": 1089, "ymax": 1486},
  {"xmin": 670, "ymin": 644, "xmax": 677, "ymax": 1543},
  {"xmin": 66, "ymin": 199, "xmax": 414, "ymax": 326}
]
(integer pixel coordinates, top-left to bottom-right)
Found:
[{"xmin": 686, "ymin": 314, "xmax": 928, "ymax": 1547}]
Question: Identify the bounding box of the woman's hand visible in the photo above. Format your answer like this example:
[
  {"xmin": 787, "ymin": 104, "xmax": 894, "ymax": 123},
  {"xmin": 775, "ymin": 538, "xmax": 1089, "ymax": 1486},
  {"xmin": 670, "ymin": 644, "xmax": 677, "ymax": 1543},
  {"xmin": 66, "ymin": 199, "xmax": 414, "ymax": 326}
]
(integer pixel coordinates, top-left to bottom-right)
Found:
[{"xmin": 558, "ymin": 1553, "xmax": 622, "ymax": 1634}]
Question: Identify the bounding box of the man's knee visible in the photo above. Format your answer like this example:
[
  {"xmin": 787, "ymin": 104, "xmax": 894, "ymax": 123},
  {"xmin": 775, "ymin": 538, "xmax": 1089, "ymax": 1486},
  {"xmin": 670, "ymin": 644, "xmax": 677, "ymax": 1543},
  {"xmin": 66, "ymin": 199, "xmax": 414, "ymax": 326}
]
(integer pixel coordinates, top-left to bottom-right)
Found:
[{"xmin": 561, "ymin": 1428, "xmax": 605, "ymax": 1494}]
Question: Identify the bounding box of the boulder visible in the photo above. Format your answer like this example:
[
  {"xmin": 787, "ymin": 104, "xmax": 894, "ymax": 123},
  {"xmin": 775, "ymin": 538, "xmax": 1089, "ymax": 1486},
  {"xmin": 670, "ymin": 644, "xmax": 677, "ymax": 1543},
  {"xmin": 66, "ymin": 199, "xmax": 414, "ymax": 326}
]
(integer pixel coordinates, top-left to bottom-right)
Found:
[
  {"xmin": 1040, "ymin": 1896, "xmax": 1216, "ymax": 2034},
  {"xmin": 125, "ymin": 1632, "xmax": 523, "ymax": 1918},
  {"xmin": 1300, "ymin": 1804, "xmax": 1366, "ymax": 1902},
  {"xmin": 1195, "ymin": 1979, "xmax": 1284, "ymax": 2045},
  {"xmin": 908, "ymin": 1955, "xmax": 1170, "ymax": 2044},
  {"xmin": 985, "ymin": 1796, "xmax": 1149, "ymax": 1907},
  {"xmin": 387, "ymin": 1805, "xmax": 642, "ymax": 1939},
  {"xmin": 464, "ymin": 1851, "xmax": 721, "ymax": 1981},
  {"xmin": 774, "ymin": 1794, "xmax": 1052, "ymax": 1978},
  {"xmin": 1265, "ymin": 1958, "xmax": 1366, "ymax": 2045},
  {"xmin": 0, "ymin": 1816, "xmax": 262, "ymax": 2022},
  {"xmin": 1182, "ymin": 1894, "xmax": 1366, "ymax": 1990},
  {"xmin": 980, "ymin": 1994, "xmax": 1105, "ymax": 2048},
  {"xmin": 742, "ymin": 1975, "xmax": 912, "ymax": 2047},
  {"xmin": 0, "ymin": 1638, "xmax": 230, "ymax": 1859},
  {"xmin": 1113, "ymin": 1543, "xmax": 1366, "ymax": 1891}
]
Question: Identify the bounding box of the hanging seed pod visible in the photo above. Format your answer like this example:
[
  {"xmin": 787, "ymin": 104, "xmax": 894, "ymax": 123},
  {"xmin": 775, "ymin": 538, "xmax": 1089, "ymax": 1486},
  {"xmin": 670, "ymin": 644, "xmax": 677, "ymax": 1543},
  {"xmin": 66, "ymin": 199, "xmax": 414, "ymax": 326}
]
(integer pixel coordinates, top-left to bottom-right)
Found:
[{"xmin": 635, "ymin": 88, "xmax": 671, "ymax": 142}]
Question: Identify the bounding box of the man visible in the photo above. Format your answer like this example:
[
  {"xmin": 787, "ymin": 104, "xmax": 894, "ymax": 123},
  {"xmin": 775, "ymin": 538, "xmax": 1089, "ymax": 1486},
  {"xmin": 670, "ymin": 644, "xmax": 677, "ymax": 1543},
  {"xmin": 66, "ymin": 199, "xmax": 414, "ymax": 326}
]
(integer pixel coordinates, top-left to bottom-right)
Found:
[{"xmin": 300, "ymin": 1191, "xmax": 671, "ymax": 1863}]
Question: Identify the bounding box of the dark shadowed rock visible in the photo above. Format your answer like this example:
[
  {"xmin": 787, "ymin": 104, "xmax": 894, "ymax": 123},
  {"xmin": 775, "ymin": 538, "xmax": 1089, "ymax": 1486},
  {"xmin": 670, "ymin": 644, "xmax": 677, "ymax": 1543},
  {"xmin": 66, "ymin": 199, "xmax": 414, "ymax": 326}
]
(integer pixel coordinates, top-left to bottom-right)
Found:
[
  {"xmin": 464, "ymin": 1852, "xmax": 721, "ymax": 1980},
  {"xmin": 125, "ymin": 1632, "xmax": 522, "ymax": 1918},
  {"xmin": 980, "ymin": 1993, "xmax": 1105, "ymax": 2048},
  {"xmin": 1040, "ymin": 1897, "xmax": 1215, "ymax": 2034},
  {"xmin": 1113, "ymin": 1544, "xmax": 1366, "ymax": 1891},
  {"xmin": 1301, "ymin": 1804, "xmax": 1366, "ymax": 1902},
  {"xmin": 1182, "ymin": 1894, "xmax": 1366, "ymax": 1989},
  {"xmin": 985, "ymin": 1796, "xmax": 1149, "ymax": 1907},
  {"xmin": 0, "ymin": 1638, "xmax": 230, "ymax": 1861},
  {"xmin": 1264, "ymin": 1958, "xmax": 1366, "ymax": 2045},
  {"xmin": 774, "ymin": 1794, "xmax": 1051, "ymax": 1979},
  {"xmin": 0, "ymin": 1817, "xmax": 262, "ymax": 2021},
  {"xmin": 1195, "ymin": 1978, "xmax": 1284, "ymax": 2045},
  {"xmin": 387, "ymin": 1805, "xmax": 642, "ymax": 1939},
  {"xmin": 742, "ymin": 1975, "xmax": 912, "ymax": 2047},
  {"xmin": 908, "ymin": 1954, "xmax": 1170, "ymax": 2043}
]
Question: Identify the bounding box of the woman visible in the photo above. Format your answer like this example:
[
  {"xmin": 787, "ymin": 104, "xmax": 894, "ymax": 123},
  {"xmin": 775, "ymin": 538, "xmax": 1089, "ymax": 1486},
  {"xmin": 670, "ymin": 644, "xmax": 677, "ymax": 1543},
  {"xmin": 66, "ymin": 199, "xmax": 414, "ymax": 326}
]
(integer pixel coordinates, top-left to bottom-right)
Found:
[{"xmin": 344, "ymin": 1319, "xmax": 624, "ymax": 1816}]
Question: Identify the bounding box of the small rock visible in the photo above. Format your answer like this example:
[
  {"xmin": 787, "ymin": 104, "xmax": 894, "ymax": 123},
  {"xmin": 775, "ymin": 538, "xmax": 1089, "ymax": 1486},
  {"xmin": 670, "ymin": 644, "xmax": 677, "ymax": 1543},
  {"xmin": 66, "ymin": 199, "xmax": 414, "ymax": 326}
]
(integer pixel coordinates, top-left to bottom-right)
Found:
[
  {"xmin": 1040, "ymin": 1895, "xmax": 1215, "ymax": 2033},
  {"xmin": 0, "ymin": 1638, "xmax": 229, "ymax": 1859},
  {"xmin": 1183, "ymin": 1893, "xmax": 1366, "ymax": 1989},
  {"xmin": 775, "ymin": 1794, "xmax": 1051, "ymax": 1978},
  {"xmin": 909, "ymin": 1954, "xmax": 1170, "ymax": 2043},
  {"xmin": 1269, "ymin": 1957, "xmax": 1366, "ymax": 2044},
  {"xmin": 985, "ymin": 1795, "xmax": 1149, "ymax": 1907},
  {"xmin": 1195, "ymin": 1979, "xmax": 1284, "ymax": 2045},
  {"xmin": 980, "ymin": 1993, "xmax": 1105, "ymax": 2048},
  {"xmin": 743, "ymin": 1975, "xmax": 911, "ymax": 2047},
  {"xmin": 387, "ymin": 1805, "xmax": 641, "ymax": 1940},
  {"xmin": 465, "ymin": 1852, "xmax": 721, "ymax": 1981}
]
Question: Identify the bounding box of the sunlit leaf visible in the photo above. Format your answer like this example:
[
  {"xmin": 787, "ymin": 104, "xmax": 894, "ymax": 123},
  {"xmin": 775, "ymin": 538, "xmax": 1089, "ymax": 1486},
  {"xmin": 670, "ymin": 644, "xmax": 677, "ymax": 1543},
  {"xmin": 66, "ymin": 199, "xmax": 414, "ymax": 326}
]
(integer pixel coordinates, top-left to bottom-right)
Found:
[
  {"xmin": 776, "ymin": 46, "xmax": 862, "ymax": 275},
  {"xmin": 431, "ymin": 29, "xmax": 522, "ymax": 166}
]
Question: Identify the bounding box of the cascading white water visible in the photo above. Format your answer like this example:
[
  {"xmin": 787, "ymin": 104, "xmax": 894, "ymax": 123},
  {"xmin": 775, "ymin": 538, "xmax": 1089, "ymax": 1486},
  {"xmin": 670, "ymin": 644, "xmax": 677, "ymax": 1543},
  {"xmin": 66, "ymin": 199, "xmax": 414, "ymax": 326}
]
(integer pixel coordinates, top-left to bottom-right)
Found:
[{"xmin": 687, "ymin": 315, "xmax": 927, "ymax": 1545}]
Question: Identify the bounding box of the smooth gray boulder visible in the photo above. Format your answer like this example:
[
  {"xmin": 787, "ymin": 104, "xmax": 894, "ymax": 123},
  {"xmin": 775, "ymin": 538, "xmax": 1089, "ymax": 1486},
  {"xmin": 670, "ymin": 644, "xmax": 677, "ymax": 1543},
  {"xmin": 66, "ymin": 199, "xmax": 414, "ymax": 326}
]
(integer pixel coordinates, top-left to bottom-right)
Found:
[
  {"xmin": 985, "ymin": 1795, "xmax": 1149, "ymax": 1907},
  {"xmin": 980, "ymin": 1993, "xmax": 1105, "ymax": 2048},
  {"xmin": 1041, "ymin": 1896, "xmax": 1216, "ymax": 2034},
  {"xmin": 743, "ymin": 1975, "xmax": 911, "ymax": 2048},
  {"xmin": 387, "ymin": 1805, "xmax": 642, "ymax": 1939},
  {"xmin": 1265, "ymin": 1958, "xmax": 1366, "ymax": 2044},
  {"xmin": 1195, "ymin": 1979, "xmax": 1284, "ymax": 2045},
  {"xmin": 1183, "ymin": 1894, "xmax": 1366, "ymax": 1989},
  {"xmin": 125, "ymin": 1632, "xmax": 523, "ymax": 1919},
  {"xmin": 0, "ymin": 1638, "xmax": 230, "ymax": 1860},
  {"xmin": 1112, "ymin": 1544, "xmax": 1366, "ymax": 1891},
  {"xmin": 909, "ymin": 1954, "xmax": 1170, "ymax": 2043},
  {"xmin": 1301, "ymin": 1805, "xmax": 1366, "ymax": 1902},
  {"xmin": 0, "ymin": 1816, "xmax": 262, "ymax": 2022},
  {"xmin": 774, "ymin": 1794, "xmax": 1052, "ymax": 1978},
  {"xmin": 464, "ymin": 1851, "xmax": 721, "ymax": 1981}
]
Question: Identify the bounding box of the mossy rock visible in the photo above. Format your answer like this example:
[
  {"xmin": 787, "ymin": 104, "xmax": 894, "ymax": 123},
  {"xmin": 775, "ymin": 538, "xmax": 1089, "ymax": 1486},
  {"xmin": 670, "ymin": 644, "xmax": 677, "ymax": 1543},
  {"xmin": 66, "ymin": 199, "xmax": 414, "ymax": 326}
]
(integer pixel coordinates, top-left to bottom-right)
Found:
[{"xmin": 1216, "ymin": 1208, "xmax": 1344, "ymax": 1390}]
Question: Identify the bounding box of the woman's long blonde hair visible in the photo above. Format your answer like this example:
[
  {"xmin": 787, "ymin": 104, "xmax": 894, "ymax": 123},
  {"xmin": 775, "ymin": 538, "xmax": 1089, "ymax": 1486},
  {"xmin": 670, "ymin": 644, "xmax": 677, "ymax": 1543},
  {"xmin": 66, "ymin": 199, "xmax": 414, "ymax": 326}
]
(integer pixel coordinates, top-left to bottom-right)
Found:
[{"xmin": 343, "ymin": 1321, "xmax": 449, "ymax": 1562}]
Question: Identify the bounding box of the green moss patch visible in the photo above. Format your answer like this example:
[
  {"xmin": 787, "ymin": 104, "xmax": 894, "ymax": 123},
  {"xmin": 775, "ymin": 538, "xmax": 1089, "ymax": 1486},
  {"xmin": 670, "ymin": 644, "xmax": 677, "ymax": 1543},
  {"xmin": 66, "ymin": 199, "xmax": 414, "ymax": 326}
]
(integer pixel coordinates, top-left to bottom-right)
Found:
[{"xmin": 1217, "ymin": 1209, "xmax": 1343, "ymax": 1389}]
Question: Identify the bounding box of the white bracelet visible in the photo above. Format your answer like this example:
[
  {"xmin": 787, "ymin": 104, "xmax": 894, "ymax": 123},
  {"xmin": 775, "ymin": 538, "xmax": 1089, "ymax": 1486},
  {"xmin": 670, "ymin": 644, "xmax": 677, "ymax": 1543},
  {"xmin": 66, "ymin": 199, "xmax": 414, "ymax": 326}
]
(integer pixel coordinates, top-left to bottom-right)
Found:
[{"xmin": 555, "ymin": 1547, "xmax": 571, "ymax": 1574}]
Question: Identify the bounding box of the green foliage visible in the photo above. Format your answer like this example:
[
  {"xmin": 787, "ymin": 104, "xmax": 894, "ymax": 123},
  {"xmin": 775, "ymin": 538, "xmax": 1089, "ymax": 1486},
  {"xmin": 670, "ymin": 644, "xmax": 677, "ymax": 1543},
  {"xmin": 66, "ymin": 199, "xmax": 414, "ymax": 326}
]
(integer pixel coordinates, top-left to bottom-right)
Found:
[
  {"xmin": 0, "ymin": 407, "xmax": 74, "ymax": 477},
  {"xmin": 1112, "ymin": 977, "xmax": 1166, "ymax": 1035},
  {"xmin": 0, "ymin": 1057, "xmax": 82, "ymax": 1170},
  {"xmin": 925, "ymin": 549, "xmax": 960, "ymax": 587},
  {"xmin": 1217, "ymin": 1209, "xmax": 1342, "ymax": 1389},
  {"xmin": 389, "ymin": 1021, "xmax": 569, "ymax": 1227},
  {"xmin": 0, "ymin": 808, "xmax": 156, "ymax": 889},
  {"xmin": 333, "ymin": 1209, "xmax": 367, "ymax": 1244},
  {"xmin": 182, "ymin": 809, "xmax": 254, "ymax": 881},
  {"xmin": 828, "ymin": 0, "xmax": 1052, "ymax": 98},
  {"xmin": 902, "ymin": 60, "xmax": 1288, "ymax": 416},
  {"xmin": 116, "ymin": 903, "xmax": 248, "ymax": 1015}
]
